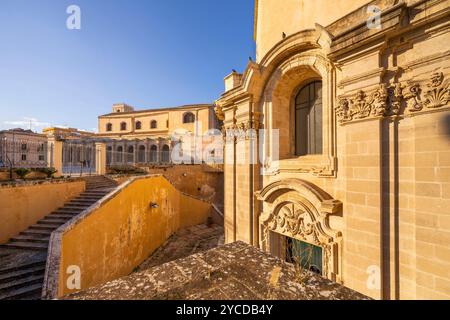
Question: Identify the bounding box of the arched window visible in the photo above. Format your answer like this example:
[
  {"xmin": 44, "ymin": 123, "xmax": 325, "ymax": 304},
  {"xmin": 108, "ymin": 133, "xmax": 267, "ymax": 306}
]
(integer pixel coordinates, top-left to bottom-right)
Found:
[
  {"xmin": 106, "ymin": 146, "xmax": 112, "ymax": 165},
  {"xmin": 127, "ymin": 146, "xmax": 134, "ymax": 163},
  {"xmin": 135, "ymin": 121, "xmax": 142, "ymax": 130},
  {"xmin": 295, "ymin": 81, "xmax": 323, "ymax": 156},
  {"xmin": 150, "ymin": 145, "xmax": 158, "ymax": 163},
  {"xmin": 161, "ymin": 145, "xmax": 170, "ymax": 163},
  {"xmin": 120, "ymin": 122, "xmax": 127, "ymax": 131},
  {"xmin": 138, "ymin": 145, "xmax": 146, "ymax": 163},
  {"xmin": 151, "ymin": 120, "xmax": 157, "ymax": 129},
  {"xmin": 116, "ymin": 146, "xmax": 123, "ymax": 163},
  {"xmin": 106, "ymin": 123, "xmax": 113, "ymax": 132},
  {"xmin": 183, "ymin": 112, "xmax": 195, "ymax": 124}
]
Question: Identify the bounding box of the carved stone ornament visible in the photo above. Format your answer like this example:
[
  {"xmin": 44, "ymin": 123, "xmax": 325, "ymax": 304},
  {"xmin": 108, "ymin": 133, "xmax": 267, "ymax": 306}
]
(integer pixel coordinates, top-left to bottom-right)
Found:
[
  {"xmin": 336, "ymin": 72, "xmax": 449, "ymax": 124},
  {"xmin": 256, "ymin": 179, "xmax": 343, "ymax": 282},
  {"xmin": 403, "ymin": 72, "xmax": 450, "ymax": 112},
  {"xmin": 336, "ymin": 84, "xmax": 389, "ymax": 124}
]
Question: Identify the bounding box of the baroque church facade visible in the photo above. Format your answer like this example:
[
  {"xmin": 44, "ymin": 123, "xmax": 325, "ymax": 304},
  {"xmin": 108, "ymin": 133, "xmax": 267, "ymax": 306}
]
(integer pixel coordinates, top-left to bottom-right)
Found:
[{"xmin": 215, "ymin": 0, "xmax": 450, "ymax": 299}]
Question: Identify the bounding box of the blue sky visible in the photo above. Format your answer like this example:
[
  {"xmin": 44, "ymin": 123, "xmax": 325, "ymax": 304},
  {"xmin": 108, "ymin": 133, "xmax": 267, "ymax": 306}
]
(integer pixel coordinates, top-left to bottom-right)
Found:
[{"xmin": 0, "ymin": 0, "xmax": 255, "ymax": 132}]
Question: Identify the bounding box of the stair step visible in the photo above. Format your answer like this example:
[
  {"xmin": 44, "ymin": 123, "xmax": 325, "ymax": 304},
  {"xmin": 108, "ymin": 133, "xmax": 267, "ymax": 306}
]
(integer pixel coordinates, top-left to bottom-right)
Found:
[
  {"xmin": 0, "ymin": 265, "xmax": 46, "ymax": 284},
  {"xmin": 20, "ymin": 229, "xmax": 52, "ymax": 237},
  {"xmin": 0, "ymin": 283, "xmax": 43, "ymax": 300},
  {"xmin": 10, "ymin": 236, "xmax": 50, "ymax": 244},
  {"xmin": 0, "ymin": 261, "xmax": 46, "ymax": 275},
  {"xmin": 41, "ymin": 216, "xmax": 71, "ymax": 223},
  {"xmin": 71, "ymin": 198, "xmax": 98, "ymax": 203},
  {"xmin": 66, "ymin": 202, "xmax": 93, "ymax": 208},
  {"xmin": 76, "ymin": 195, "xmax": 104, "ymax": 199},
  {"xmin": 59, "ymin": 206, "xmax": 88, "ymax": 211},
  {"xmin": 81, "ymin": 192, "xmax": 108, "ymax": 196},
  {"xmin": 54, "ymin": 208, "xmax": 83, "ymax": 214},
  {"xmin": 0, "ymin": 242, "xmax": 48, "ymax": 251},
  {"xmin": 29, "ymin": 224, "xmax": 60, "ymax": 231},
  {"xmin": 38, "ymin": 219, "xmax": 67, "ymax": 226},
  {"xmin": 49, "ymin": 213, "xmax": 76, "ymax": 219},
  {"xmin": 0, "ymin": 274, "xmax": 44, "ymax": 292}
]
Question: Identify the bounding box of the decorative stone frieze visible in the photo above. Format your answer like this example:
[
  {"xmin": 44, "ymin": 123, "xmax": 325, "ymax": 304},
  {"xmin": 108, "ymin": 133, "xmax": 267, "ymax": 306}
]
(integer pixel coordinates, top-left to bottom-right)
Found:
[
  {"xmin": 336, "ymin": 72, "xmax": 449, "ymax": 124},
  {"xmin": 221, "ymin": 118, "xmax": 262, "ymax": 143},
  {"xmin": 336, "ymin": 84, "xmax": 389, "ymax": 124}
]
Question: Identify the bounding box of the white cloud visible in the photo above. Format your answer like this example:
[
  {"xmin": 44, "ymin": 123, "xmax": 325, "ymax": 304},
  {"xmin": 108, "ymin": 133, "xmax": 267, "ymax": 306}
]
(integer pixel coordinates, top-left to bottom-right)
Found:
[
  {"xmin": 1, "ymin": 117, "xmax": 97, "ymax": 134},
  {"xmin": 2, "ymin": 117, "xmax": 51, "ymax": 132}
]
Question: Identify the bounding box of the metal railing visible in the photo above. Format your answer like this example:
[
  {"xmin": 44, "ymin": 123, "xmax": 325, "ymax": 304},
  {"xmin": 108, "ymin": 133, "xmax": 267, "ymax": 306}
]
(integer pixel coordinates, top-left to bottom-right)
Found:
[{"xmin": 61, "ymin": 141, "xmax": 96, "ymax": 176}]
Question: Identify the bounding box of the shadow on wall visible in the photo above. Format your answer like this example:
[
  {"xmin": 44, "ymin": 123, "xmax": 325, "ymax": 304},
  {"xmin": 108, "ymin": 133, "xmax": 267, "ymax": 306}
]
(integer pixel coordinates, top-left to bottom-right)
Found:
[
  {"xmin": 441, "ymin": 113, "xmax": 450, "ymax": 138},
  {"xmin": 42, "ymin": 175, "xmax": 212, "ymax": 299}
]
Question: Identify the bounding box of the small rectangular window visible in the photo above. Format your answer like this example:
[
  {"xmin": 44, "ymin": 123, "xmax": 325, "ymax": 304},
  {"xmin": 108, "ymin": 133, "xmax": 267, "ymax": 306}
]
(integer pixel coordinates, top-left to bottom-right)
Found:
[{"xmin": 21, "ymin": 154, "xmax": 27, "ymax": 161}]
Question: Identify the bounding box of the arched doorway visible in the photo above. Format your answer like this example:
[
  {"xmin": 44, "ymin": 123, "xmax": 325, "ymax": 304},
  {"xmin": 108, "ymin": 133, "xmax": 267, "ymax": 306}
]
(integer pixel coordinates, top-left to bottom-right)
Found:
[
  {"xmin": 127, "ymin": 146, "xmax": 134, "ymax": 164},
  {"xmin": 161, "ymin": 145, "xmax": 170, "ymax": 163},
  {"xmin": 149, "ymin": 145, "xmax": 158, "ymax": 163},
  {"xmin": 138, "ymin": 145, "xmax": 146, "ymax": 163},
  {"xmin": 116, "ymin": 146, "xmax": 123, "ymax": 164},
  {"xmin": 106, "ymin": 146, "xmax": 112, "ymax": 165}
]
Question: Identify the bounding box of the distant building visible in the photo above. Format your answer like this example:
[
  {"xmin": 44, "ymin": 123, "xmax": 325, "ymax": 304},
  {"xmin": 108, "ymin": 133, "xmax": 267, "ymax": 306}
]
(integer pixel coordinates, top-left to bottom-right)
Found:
[
  {"xmin": 97, "ymin": 103, "xmax": 220, "ymax": 166},
  {"xmin": 43, "ymin": 127, "xmax": 95, "ymax": 140},
  {"xmin": 0, "ymin": 128, "xmax": 47, "ymax": 168}
]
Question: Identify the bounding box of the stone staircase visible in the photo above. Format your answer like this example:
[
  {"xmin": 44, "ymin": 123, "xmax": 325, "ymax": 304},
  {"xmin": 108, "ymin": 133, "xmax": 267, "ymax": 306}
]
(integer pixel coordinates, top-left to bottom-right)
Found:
[{"xmin": 0, "ymin": 175, "xmax": 117, "ymax": 300}]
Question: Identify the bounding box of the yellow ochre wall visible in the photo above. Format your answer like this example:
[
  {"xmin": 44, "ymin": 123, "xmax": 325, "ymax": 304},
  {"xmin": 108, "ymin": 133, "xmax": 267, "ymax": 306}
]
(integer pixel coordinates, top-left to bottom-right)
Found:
[
  {"xmin": 57, "ymin": 175, "xmax": 212, "ymax": 297},
  {"xmin": 0, "ymin": 180, "xmax": 86, "ymax": 244}
]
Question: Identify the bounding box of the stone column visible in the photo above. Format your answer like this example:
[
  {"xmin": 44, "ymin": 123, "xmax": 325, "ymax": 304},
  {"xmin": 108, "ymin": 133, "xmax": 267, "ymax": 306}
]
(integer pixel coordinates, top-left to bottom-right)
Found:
[
  {"xmin": 95, "ymin": 142, "xmax": 107, "ymax": 175},
  {"xmin": 111, "ymin": 140, "xmax": 116, "ymax": 166},
  {"xmin": 123, "ymin": 141, "xmax": 127, "ymax": 165},
  {"xmin": 134, "ymin": 140, "xmax": 138, "ymax": 165},
  {"xmin": 47, "ymin": 137, "xmax": 63, "ymax": 177},
  {"xmin": 145, "ymin": 138, "xmax": 150, "ymax": 164}
]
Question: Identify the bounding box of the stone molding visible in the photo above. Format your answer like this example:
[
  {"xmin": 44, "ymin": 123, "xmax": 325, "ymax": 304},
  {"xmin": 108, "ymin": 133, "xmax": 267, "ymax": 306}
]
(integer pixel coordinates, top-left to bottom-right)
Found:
[{"xmin": 221, "ymin": 114, "xmax": 263, "ymax": 143}]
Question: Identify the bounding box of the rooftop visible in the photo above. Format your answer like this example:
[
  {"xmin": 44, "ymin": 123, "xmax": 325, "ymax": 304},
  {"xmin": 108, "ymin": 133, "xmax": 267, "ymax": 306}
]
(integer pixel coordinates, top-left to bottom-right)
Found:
[
  {"xmin": 99, "ymin": 104, "xmax": 214, "ymax": 118},
  {"xmin": 0, "ymin": 128, "xmax": 45, "ymax": 137},
  {"xmin": 66, "ymin": 241, "xmax": 370, "ymax": 300}
]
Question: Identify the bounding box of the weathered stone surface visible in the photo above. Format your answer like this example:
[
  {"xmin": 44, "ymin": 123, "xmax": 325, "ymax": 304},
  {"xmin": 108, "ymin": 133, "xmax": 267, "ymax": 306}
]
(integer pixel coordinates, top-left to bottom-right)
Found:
[
  {"xmin": 66, "ymin": 241, "xmax": 370, "ymax": 300},
  {"xmin": 137, "ymin": 224, "xmax": 224, "ymax": 271}
]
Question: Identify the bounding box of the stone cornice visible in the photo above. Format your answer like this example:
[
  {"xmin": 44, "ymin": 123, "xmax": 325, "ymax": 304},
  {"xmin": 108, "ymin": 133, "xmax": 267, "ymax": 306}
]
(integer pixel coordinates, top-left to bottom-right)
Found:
[
  {"xmin": 329, "ymin": 2, "xmax": 406, "ymax": 60},
  {"xmin": 338, "ymin": 67, "xmax": 386, "ymax": 90}
]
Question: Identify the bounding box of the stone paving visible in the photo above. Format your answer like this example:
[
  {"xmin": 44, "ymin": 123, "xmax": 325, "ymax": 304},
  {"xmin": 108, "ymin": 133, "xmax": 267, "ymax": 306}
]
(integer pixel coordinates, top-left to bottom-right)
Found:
[{"xmin": 67, "ymin": 241, "xmax": 370, "ymax": 300}]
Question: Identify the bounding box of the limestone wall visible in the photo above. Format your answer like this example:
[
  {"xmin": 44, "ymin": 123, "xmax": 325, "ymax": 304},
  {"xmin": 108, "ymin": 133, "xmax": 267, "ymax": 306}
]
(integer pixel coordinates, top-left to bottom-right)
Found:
[
  {"xmin": 0, "ymin": 179, "xmax": 86, "ymax": 244},
  {"xmin": 217, "ymin": 0, "xmax": 450, "ymax": 300},
  {"xmin": 255, "ymin": 0, "xmax": 370, "ymax": 61},
  {"xmin": 43, "ymin": 175, "xmax": 212, "ymax": 298}
]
